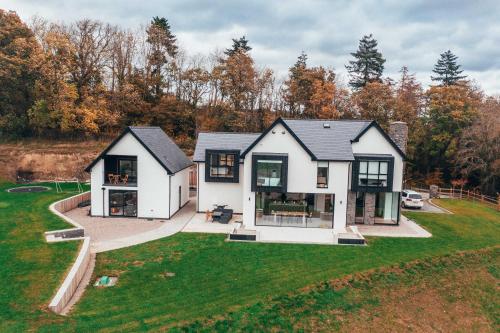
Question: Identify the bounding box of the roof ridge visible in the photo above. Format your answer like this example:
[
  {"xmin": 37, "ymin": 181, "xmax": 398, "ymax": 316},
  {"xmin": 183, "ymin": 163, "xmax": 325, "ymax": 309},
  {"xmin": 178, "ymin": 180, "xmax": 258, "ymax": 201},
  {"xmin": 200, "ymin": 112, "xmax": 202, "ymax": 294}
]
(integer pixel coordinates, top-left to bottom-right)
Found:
[
  {"xmin": 282, "ymin": 118, "xmax": 372, "ymax": 122},
  {"xmin": 128, "ymin": 126, "xmax": 162, "ymax": 129},
  {"xmin": 198, "ymin": 131, "xmax": 261, "ymax": 135}
]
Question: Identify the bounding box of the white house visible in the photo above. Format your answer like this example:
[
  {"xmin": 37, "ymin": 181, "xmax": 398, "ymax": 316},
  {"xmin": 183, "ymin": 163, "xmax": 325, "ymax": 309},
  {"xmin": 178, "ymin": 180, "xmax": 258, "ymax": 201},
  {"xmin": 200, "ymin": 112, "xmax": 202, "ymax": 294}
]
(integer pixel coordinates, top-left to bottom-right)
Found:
[
  {"xmin": 85, "ymin": 126, "xmax": 192, "ymax": 219},
  {"xmin": 194, "ymin": 118, "xmax": 407, "ymax": 243}
]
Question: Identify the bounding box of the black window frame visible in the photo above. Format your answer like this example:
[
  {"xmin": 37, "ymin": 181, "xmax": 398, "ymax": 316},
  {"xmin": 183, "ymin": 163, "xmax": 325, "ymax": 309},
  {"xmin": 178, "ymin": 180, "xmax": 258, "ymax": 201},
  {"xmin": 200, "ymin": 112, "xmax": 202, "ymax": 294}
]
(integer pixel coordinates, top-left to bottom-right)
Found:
[
  {"xmin": 205, "ymin": 149, "xmax": 240, "ymax": 183},
  {"xmin": 351, "ymin": 155, "xmax": 394, "ymax": 193},
  {"xmin": 108, "ymin": 189, "xmax": 137, "ymax": 217},
  {"xmin": 104, "ymin": 155, "xmax": 138, "ymax": 186},
  {"xmin": 251, "ymin": 153, "xmax": 288, "ymax": 193},
  {"xmin": 316, "ymin": 161, "xmax": 329, "ymax": 188}
]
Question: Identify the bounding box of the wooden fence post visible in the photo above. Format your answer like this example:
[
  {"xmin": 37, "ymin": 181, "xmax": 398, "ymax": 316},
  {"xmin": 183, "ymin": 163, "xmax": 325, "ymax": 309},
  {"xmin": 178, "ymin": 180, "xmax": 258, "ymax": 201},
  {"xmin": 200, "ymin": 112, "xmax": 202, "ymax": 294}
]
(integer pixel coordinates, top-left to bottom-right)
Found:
[{"xmin": 497, "ymin": 194, "xmax": 500, "ymax": 211}]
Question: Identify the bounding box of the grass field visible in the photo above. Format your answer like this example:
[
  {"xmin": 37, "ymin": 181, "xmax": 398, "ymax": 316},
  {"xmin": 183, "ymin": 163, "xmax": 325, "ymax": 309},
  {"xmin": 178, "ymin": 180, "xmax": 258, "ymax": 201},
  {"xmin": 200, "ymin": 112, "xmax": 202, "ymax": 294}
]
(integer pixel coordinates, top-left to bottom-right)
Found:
[
  {"xmin": 174, "ymin": 247, "xmax": 499, "ymax": 332},
  {"xmin": 0, "ymin": 181, "xmax": 89, "ymax": 332},
  {"xmin": 44, "ymin": 199, "xmax": 498, "ymax": 332},
  {"xmin": 1, "ymin": 184, "xmax": 498, "ymax": 332}
]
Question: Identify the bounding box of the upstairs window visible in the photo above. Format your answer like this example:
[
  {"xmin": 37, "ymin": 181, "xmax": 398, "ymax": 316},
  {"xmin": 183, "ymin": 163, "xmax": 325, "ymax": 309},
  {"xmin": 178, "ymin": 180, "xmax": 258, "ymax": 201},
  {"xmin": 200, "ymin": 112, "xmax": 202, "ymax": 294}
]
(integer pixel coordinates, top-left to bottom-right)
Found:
[
  {"xmin": 251, "ymin": 154, "xmax": 288, "ymax": 192},
  {"xmin": 317, "ymin": 161, "xmax": 329, "ymax": 188},
  {"xmin": 205, "ymin": 150, "xmax": 240, "ymax": 183},
  {"xmin": 358, "ymin": 160, "xmax": 388, "ymax": 187},
  {"xmin": 352, "ymin": 156, "xmax": 394, "ymax": 192}
]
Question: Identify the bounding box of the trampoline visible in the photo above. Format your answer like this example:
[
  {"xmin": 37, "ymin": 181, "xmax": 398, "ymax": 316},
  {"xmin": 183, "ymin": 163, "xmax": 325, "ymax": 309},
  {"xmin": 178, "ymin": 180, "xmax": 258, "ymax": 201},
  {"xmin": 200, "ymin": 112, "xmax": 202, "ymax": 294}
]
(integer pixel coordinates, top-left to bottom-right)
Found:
[{"xmin": 7, "ymin": 186, "xmax": 50, "ymax": 193}]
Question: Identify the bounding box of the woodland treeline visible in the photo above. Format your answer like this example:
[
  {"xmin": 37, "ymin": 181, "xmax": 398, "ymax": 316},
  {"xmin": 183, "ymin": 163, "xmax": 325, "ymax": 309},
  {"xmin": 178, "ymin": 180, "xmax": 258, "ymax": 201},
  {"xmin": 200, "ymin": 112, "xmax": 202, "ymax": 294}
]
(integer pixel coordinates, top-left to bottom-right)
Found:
[{"xmin": 0, "ymin": 10, "xmax": 499, "ymax": 194}]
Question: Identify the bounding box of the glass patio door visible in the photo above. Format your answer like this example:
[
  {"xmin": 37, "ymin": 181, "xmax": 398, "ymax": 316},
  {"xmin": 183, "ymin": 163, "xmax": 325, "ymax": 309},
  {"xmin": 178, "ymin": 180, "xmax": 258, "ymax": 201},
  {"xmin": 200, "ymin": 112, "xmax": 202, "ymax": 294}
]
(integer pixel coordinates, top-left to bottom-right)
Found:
[{"xmin": 109, "ymin": 190, "xmax": 137, "ymax": 217}]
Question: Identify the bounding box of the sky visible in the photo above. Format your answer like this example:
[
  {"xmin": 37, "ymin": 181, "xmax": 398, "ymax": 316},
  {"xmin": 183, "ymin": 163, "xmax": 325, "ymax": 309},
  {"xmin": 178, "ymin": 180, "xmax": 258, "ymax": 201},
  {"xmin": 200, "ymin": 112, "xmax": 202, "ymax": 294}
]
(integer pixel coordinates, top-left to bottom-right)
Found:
[{"xmin": 4, "ymin": 0, "xmax": 500, "ymax": 94}]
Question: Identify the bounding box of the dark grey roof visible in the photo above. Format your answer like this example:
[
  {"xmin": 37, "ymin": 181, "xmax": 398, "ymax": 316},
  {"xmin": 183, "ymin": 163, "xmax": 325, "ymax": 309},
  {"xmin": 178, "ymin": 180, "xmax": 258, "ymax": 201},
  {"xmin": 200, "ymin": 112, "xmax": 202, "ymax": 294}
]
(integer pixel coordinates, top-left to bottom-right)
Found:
[
  {"xmin": 282, "ymin": 119, "xmax": 372, "ymax": 161},
  {"xmin": 128, "ymin": 127, "xmax": 193, "ymax": 174},
  {"xmin": 193, "ymin": 132, "xmax": 260, "ymax": 161},
  {"xmin": 85, "ymin": 126, "xmax": 192, "ymax": 174}
]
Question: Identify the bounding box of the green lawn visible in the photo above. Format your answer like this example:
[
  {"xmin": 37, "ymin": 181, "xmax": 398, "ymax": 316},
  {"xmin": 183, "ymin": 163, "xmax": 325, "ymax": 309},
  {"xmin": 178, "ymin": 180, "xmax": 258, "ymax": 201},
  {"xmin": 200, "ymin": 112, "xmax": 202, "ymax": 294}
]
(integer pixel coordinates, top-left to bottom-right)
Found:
[
  {"xmin": 0, "ymin": 181, "xmax": 89, "ymax": 332},
  {"xmin": 1, "ymin": 186, "xmax": 498, "ymax": 332},
  {"xmin": 39, "ymin": 199, "xmax": 497, "ymax": 332}
]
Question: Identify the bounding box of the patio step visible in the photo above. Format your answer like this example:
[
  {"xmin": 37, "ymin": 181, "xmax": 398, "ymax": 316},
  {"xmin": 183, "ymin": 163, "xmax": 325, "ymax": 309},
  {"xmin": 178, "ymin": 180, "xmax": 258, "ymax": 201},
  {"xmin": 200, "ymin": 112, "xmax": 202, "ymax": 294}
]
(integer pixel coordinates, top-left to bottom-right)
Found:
[{"xmin": 228, "ymin": 229, "xmax": 257, "ymax": 241}]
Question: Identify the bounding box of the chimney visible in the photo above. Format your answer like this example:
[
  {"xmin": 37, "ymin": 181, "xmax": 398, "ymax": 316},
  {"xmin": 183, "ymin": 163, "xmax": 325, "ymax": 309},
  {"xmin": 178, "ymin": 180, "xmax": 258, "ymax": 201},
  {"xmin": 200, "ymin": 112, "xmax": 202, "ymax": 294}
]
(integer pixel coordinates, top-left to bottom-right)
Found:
[{"xmin": 389, "ymin": 121, "xmax": 408, "ymax": 154}]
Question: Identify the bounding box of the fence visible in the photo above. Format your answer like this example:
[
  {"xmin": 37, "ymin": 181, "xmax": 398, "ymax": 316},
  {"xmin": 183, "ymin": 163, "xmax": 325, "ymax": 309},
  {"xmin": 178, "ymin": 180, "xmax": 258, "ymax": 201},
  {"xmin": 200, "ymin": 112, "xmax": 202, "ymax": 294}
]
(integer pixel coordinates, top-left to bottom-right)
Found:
[
  {"xmin": 53, "ymin": 191, "xmax": 91, "ymax": 214},
  {"xmin": 189, "ymin": 166, "xmax": 197, "ymax": 189},
  {"xmin": 411, "ymin": 186, "xmax": 499, "ymax": 211}
]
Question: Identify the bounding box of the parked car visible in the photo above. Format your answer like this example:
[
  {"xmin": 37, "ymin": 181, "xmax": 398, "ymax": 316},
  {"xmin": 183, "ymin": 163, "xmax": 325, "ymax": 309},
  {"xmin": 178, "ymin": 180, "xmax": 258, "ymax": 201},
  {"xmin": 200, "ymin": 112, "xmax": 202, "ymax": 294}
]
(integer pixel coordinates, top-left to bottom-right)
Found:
[{"xmin": 401, "ymin": 190, "xmax": 424, "ymax": 209}]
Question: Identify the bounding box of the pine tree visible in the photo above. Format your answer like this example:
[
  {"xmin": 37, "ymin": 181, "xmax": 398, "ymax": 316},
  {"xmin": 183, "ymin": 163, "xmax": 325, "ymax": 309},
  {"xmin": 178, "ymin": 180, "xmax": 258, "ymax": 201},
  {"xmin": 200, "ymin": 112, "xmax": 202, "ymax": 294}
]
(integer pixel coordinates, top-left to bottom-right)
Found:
[
  {"xmin": 146, "ymin": 16, "xmax": 177, "ymax": 100},
  {"xmin": 431, "ymin": 50, "xmax": 467, "ymax": 86},
  {"xmin": 345, "ymin": 34, "xmax": 386, "ymax": 89},
  {"xmin": 224, "ymin": 36, "xmax": 252, "ymax": 56}
]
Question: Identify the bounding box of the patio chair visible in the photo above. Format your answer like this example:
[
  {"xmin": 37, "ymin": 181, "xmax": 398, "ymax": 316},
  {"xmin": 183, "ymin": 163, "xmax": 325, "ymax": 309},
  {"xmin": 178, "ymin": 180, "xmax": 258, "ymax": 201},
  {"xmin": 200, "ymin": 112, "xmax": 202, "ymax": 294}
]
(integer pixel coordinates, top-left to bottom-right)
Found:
[{"xmin": 120, "ymin": 174, "xmax": 129, "ymax": 185}]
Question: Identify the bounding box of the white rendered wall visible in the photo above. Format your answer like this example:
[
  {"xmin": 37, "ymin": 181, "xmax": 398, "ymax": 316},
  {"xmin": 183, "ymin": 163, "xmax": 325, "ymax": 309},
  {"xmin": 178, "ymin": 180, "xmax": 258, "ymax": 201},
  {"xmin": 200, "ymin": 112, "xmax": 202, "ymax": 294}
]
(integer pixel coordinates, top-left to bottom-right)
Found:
[
  {"xmin": 169, "ymin": 167, "xmax": 190, "ymax": 217},
  {"xmin": 90, "ymin": 159, "xmax": 105, "ymax": 216},
  {"xmin": 197, "ymin": 162, "xmax": 244, "ymax": 213},
  {"xmin": 89, "ymin": 132, "xmax": 171, "ymax": 218},
  {"xmin": 351, "ymin": 126, "xmax": 404, "ymax": 192},
  {"xmin": 242, "ymin": 123, "xmax": 349, "ymax": 231}
]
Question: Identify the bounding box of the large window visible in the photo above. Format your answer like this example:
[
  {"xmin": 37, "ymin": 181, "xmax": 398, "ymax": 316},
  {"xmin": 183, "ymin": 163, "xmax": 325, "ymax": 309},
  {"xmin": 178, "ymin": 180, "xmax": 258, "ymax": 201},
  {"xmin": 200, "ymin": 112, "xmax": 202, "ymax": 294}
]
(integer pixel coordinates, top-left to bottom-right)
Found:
[
  {"xmin": 251, "ymin": 154, "xmax": 288, "ymax": 192},
  {"xmin": 255, "ymin": 192, "xmax": 334, "ymax": 228},
  {"xmin": 352, "ymin": 156, "xmax": 394, "ymax": 192},
  {"xmin": 205, "ymin": 150, "xmax": 240, "ymax": 183},
  {"xmin": 109, "ymin": 190, "xmax": 137, "ymax": 217},
  {"xmin": 358, "ymin": 160, "xmax": 388, "ymax": 187},
  {"xmin": 104, "ymin": 155, "xmax": 137, "ymax": 186},
  {"xmin": 317, "ymin": 161, "xmax": 329, "ymax": 188}
]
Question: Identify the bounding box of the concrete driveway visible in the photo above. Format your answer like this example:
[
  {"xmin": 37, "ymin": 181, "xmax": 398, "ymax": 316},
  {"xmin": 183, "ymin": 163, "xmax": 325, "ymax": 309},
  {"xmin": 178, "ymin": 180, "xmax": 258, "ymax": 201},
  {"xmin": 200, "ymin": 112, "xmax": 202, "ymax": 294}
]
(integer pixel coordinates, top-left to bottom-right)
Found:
[
  {"xmin": 64, "ymin": 200, "xmax": 196, "ymax": 253},
  {"xmin": 402, "ymin": 200, "xmax": 448, "ymax": 213}
]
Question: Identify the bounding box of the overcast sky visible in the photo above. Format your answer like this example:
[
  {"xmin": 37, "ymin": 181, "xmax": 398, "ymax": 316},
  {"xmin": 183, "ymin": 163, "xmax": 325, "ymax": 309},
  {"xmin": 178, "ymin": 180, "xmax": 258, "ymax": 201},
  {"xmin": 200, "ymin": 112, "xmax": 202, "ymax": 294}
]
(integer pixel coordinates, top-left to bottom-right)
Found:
[{"xmin": 4, "ymin": 0, "xmax": 500, "ymax": 94}]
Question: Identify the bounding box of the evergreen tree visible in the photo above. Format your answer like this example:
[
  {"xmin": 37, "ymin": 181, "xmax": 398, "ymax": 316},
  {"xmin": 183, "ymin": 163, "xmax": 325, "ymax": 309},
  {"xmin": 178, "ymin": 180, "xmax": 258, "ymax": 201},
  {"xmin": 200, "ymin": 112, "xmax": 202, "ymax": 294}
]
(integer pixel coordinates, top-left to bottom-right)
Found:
[
  {"xmin": 224, "ymin": 36, "xmax": 251, "ymax": 56},
  {"xmin": 431, "ymin": 50, "xmax": 467, "ymax": 86},
  {"xmin": 146, "ymin": 16, "xmax": 177, "ymax": 100},
  {"xmin": 346, "ymin": 34, "xmax": 386, "ymax": 89}
]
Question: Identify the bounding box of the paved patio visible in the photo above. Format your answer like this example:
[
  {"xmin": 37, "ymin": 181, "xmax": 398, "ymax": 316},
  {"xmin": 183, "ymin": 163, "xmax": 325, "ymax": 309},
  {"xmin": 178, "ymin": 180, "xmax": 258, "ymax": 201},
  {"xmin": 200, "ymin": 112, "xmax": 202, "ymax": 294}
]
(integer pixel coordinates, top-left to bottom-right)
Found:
[
  {"xmin": 182, "ymin": 213, "xmax": 242, "ymax": 233},
  {"xmin": 356, "ymin": 215, "xmax": 432, "ymax": 238},
  {"xmin": 64, "ymin": 200, "xmax": 196, "ymax": 253}
]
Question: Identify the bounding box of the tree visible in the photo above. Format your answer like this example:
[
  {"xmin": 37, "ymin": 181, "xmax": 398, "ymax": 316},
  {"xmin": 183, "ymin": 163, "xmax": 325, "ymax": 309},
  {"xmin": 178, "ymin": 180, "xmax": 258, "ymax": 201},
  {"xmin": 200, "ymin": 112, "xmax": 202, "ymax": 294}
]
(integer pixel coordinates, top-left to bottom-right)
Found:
[
  {"xmin": 431, "ymin": 50, "xmax": 467, "ymax": 86},
  {"xmin": 224, "ymin": 36, "xmax": 251, "ymax": 56},
  {"xmin": 394, "ymin": 66, "xmax": 424, "ymax": 124},
  {"xmin": 415, "ymin": 83, "xmax": 481, "ymax": 183},
  {"xmin": 0, "ymin": 10, "xmax": 40, "ymax": 137},
  {"xmin": 456, "ymin": 97, "xmax": 500, "ymax": 195},
  {"xmin": 346, "ymin": 34, "xmax": 385, "ymax": 89},
  {"xmin": 351, "ymin": 81, "xmax": 395, "ymax": 128},
  {"xmin": 146, "ymin": 17, "xmax": 177, "ymax": 101}
]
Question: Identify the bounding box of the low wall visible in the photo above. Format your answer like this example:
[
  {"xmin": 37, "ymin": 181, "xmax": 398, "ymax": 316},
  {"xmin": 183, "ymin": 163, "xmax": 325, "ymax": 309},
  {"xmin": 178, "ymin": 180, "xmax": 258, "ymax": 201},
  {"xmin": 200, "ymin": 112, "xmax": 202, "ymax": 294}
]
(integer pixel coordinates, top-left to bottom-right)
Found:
[
  {"xmin": 48, "ymin": 237, "xmax": 91, "ymax": 314},
  {"xmin": 47, "ymin": 191, "xmax": 93, "ymax": 314},
  {"xmin": 54, "ymin": 191, "xmax": 91, "ymax": 214}
]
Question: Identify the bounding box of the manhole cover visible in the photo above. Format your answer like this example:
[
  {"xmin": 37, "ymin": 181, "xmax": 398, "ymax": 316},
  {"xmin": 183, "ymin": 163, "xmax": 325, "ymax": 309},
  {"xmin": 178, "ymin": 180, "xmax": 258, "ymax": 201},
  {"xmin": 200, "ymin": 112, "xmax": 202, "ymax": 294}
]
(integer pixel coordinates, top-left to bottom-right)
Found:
[{"xmin": 7, "ymin": 186, "xmax": 50, "ymax": 193}]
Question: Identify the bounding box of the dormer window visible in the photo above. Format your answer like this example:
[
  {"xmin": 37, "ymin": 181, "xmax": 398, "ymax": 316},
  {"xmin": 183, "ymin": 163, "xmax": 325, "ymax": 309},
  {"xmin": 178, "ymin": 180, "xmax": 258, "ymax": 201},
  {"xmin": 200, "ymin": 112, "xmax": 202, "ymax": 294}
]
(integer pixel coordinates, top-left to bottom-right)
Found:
[{"xmin": 205, "ymin": 150, "xmax": 240, "ymax": 183}]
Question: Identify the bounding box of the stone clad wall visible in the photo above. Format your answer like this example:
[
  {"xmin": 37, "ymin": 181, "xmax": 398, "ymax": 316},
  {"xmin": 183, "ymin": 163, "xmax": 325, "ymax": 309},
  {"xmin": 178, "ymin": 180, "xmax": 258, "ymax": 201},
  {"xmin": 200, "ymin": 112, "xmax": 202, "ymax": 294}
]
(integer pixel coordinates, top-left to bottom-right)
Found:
[
  {"xmin": 346, "ymin": 191, "xmax": 357, "ymax": 225},
  {"xmin": 363, "ymin": 193, "xmax": 376, "ymax": 225}
]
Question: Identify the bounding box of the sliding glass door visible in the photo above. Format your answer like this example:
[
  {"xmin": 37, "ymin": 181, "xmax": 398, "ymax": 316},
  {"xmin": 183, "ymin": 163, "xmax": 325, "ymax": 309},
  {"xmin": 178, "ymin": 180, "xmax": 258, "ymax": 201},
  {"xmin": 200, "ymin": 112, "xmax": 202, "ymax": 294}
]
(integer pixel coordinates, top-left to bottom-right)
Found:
[{"xmin": 109, "ymin": 190, "xmax": 137, "ymax": 217}]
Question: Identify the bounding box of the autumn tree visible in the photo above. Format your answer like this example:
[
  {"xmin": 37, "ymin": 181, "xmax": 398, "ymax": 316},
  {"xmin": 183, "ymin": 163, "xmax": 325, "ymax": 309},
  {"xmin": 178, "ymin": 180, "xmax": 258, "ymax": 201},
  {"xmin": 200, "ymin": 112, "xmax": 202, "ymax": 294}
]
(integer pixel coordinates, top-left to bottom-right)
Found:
[
  {"xmin": 431, "ymin": 50, "xmax": 467, "ymax": 86},
  {"xmin": 0, "ymin": 10, "xmax": 40, "ymax": 137},
  {"xmin": 351, "ymin": 81, "xmax": 395, "ymax": 128},
  {"xmin": 281, "ymin": 52, "xmax": 339, "ymax": 119},
  {"xmin": 414, "ymin": 83, "xmax": 481, "ymax": 183},
  {"xmin": 456, "ymin": 97, "xmax": 500, "ymax": 195},
  {"xmin": 346, "ymin": 34, "xmax": 385, "ymax": 89}
]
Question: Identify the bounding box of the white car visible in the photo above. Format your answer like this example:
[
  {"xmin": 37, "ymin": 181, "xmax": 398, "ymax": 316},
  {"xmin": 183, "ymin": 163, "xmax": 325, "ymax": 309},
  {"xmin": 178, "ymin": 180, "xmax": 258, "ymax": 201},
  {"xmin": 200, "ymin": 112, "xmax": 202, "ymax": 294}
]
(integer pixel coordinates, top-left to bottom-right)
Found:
[{"xmin": 401, "ymin": 190, "xmax": 424, "ymax": 209}]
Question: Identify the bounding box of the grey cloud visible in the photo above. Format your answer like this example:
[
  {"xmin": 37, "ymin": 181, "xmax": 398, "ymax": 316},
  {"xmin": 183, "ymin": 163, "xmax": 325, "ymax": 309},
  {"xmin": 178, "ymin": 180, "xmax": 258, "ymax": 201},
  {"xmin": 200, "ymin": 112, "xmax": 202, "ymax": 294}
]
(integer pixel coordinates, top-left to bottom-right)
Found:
[{"xmin": 3, "ymin": 0, "xmax": 500, "ymax": 94}]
